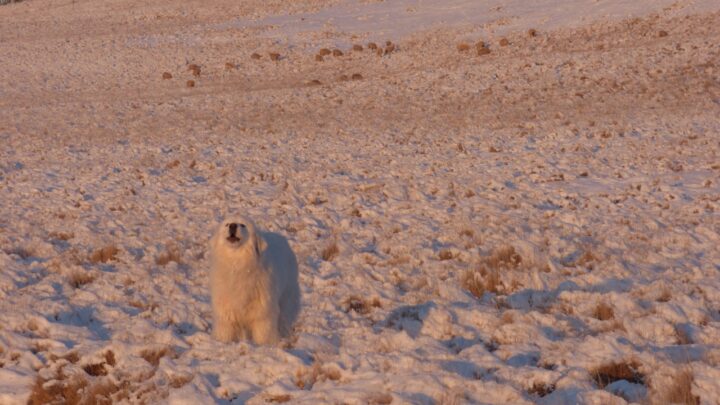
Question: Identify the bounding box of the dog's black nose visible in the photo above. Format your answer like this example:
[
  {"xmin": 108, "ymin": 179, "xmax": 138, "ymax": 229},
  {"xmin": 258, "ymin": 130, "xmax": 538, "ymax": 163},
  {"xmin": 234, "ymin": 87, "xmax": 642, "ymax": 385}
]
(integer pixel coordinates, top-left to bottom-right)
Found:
[{"xmin": 228, "ymin": 223, "xmax": 238, "ymax": 236}]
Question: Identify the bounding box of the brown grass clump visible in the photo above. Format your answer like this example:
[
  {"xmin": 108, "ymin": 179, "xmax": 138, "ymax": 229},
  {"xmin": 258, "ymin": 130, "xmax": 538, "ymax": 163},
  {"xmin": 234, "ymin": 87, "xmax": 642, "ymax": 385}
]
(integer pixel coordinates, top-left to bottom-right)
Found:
[
  {"xmin": 367, "ymin": 42, "xmax": 378, "ymax": 50},
  {"xmin": 352, "ymin": 44, "xmax": 363, "ymax": 51},
  {"xmin": 438, "ymin": 249, "xmax": 454, "ymax": 261},
  {"xmin": 224, "ymin": 62, "xmax": 235, "ymax": 70},
  {"xmin": 499, "ymin": 38, "xmax": 510, "ymax": 46},
  {"xmin": 462, "ymin": 267, "xmax": 501, "ymax": 298},
  {"xmin": 68, "ymin": 269, "xmax": 96, "ymax": 288},
  {"xmin": 155, "ymin": 245, "xmax": 182, "ymax": 266},
  {"xmin": 251, "ymin": 52, "xmax": 262, "ymax": 59},
  {"xmin": 266, "ymin": 394, "xmax": 292, "ymax": 403},
  {"xmin": 269, "ymin": 52, "xmax": 281, "ymax": 61},
  {"xmin": 321, "ymin": 242, "xmax": 339, "ymax": 261},
  {"xmin": 477, "ymin": 43, "xmax": 491, "ymax": 56},
  {"xmin": 342, "ymin": 295, "xmax": 381, "ymax": 315},
  {"xmin": 332, "ymin": 49, "xmax": 344, "ymax": 57},
  {"xmin": 162, "ymin": 72, "xmax": 172, "ymax": 79},
  {"xmin": 527, "ymin": 382, "xmax": 556, "ymax": 397},
  {"xmin": 187, "ymin": 64, "xmax": 201, "ymax": 76},
  {"xmin": 140, "ymin": 346, "xmax": 172, "ymax": 367},
  {"xmin": 528, "ymin": 28, "xmax": 538, "ymax": 37},
  {"xmin": 593, "ymin": 302, "xmax": 614, "ymax": 320},
  {"xmin": 315, "ymin": 54, "xmax": 324, "ymax": 62},
  {"xmin": 661, "ymin": 369, "xmax": 699, "ymax": 405},
  {"xmin": 89, "ymin": 245, "xmax": 119, "ymax": 264},
  {"xmin": 186, "ymin": 80, "xmax": 195, "ymax": 88},
  {"xmin": 318, "ymin": 48, "xmax": 332, "ymax": 56},
  {"xmin": 351, "ymin": 73, "xmax": 363, "ymax": 80},
  {"xmin": 384, "ymin": 43, "xmax": 396, "ymax": 54},
  {"xmin": 487, "ymin": 245, "xmax": 522, "ymax": 269},
  {"xmin": 457, "ymin": 43, "xmax": 470, "ymax": 52},
  {"xmin": 295, "ymin": 363, "xmax": 342, "ymax": 390},
  {"xmin": 308, "ymin": 79, "xmax": 322, "ymax": 86},
  {"xmin": 366, "ymin": 392, "xmax": 393, "ymax": 404},
  {"xmin": 658, "ymin": 30, "xmax": 669, "ymax": 38},
  {"xmin": 461, "ymin": 245, "xmax": 525, "ymax": 298},
  {"xmin": 28, "ymin": 373, "xmax": 88, "ymax": 405},
  {"xmin": 592, "ymin": 360, "xmax": 644, "ymax": 388},
  {"xmin": 657, "ymin": 287, "xmax": 672, "ymax": 302}
]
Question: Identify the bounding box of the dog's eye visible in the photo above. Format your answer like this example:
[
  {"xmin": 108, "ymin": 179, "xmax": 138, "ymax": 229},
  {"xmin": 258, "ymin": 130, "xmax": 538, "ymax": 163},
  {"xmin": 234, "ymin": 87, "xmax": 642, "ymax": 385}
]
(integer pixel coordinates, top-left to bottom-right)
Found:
[{"xmin": 240, "ymin": 224, "xmax": 246, "ymax": 228}]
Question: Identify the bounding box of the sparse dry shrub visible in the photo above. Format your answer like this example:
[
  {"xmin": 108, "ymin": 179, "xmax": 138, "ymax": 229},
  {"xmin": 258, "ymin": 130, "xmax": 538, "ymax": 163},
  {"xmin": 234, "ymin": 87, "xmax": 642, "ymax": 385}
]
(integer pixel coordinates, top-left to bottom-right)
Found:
[
  {"xmin": 461, "ymin": 245, "xmax": 524, "ymax": 297},
  {"xmin": 89, "ymin": 245, "xmax": 119, "ymax": 264},
  {"xmin": 294, "ymin": 363, "xmax": 342, "ymax": 390},
  {"xmin": 438, "ymin": 249, "xmax": 454, "ymax": 261},
  {"xmin": 321, "ymin": 242, "xmax": 339, "ymax": 261},
  {"xmin": 592, "ymin": 360, "xmax": 644, "ymax": 389},
  {"xmin": 593, "ymin": 302, "xmax": 615, "ymax": 321},
  {"xmin": 68, "ymin": 269, "xmax": 96, "ymax": 288},
  {"xmin": 487, "ymin": 245, "xmax": 522, "ymax": 269},
  {"xmin": 266, "ymin": 394, "xmax": 292, "ymax": 403},
  {"xmin": 366, "ymin": 392, "xmax": 393, "ymax": 404},
  {"xmin": 660, "ymin": 369, "xmax": 699, "ymax": 405},
  {"xmin": 155, "ymin": 244, "xmax": 182, "ymax": 266},
  {"xmin": 140, "ymin": 346, "xmax": 172, "ymax": 367},
  {"xmin": 527, "ymin": 382, "xmax": 555, "ymax": 397},
  {"xmin": 342, "ymin": 295, "xmax": 381, "ymax": 315},
  {"xmin": 462, "ymin": 266, "xmax": 501, "ymax": 298}
]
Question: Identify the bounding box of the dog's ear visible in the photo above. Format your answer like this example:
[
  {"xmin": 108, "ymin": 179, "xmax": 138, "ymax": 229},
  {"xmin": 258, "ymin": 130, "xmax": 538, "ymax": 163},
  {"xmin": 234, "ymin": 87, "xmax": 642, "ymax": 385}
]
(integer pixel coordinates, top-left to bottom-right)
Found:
[{"xmin": 254, "ymin": 229, "xmax": 267, "ymax": 256}]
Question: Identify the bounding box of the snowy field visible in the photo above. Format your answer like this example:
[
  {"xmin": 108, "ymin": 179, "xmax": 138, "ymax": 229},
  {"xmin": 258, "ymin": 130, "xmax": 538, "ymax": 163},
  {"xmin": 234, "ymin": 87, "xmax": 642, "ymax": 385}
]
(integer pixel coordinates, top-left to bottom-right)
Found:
[{"xmin": 1, "ymin": 0, "xmax": 720, "ymax": 403}]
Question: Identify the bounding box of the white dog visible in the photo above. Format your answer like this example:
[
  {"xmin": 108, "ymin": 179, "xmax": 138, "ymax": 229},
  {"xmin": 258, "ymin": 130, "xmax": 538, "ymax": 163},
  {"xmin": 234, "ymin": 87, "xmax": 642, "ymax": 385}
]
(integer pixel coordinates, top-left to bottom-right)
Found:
[{"xmin": 209, "ymin": 216, "xmax": 300, "ymax": 345}]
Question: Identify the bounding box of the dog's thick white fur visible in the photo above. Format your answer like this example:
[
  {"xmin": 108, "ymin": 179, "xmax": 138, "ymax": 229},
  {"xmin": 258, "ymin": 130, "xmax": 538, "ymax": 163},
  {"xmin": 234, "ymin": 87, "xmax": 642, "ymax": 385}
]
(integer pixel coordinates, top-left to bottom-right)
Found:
[{"xmin": 209, "ymin": 216, "xmax": 300, "ymax": 345}]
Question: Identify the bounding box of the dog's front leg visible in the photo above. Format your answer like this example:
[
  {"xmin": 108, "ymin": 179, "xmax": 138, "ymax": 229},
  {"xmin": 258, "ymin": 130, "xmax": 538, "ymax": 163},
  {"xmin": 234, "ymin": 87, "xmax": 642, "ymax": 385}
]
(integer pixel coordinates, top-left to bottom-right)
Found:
[
  {"xmin": 250, "ymin": 316, "xmax": 280, "ymax": 345},
  {"xmin": 213, "ymin": 316, "xmax": 236, "ymax": 342}
]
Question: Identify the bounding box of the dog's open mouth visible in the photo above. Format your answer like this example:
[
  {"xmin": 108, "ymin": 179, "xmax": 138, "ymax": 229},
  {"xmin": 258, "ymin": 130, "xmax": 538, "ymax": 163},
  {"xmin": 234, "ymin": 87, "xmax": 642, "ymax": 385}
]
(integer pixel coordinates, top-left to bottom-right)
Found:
[{"xmin": 226, "ymin": 236, "xmax": 241, "ymax": 243}]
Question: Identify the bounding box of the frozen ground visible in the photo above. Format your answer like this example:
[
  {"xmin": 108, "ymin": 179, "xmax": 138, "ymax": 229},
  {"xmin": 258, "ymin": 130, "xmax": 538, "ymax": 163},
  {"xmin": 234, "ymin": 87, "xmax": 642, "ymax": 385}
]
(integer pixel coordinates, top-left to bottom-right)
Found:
[{"xmin": 1, "ymin": 0, "xmax": 720, "ymax": 403}]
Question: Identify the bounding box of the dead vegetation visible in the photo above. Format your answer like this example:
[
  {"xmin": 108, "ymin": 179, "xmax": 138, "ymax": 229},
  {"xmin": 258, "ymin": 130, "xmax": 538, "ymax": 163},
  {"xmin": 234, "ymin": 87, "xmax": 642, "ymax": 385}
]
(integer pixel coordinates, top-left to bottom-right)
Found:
[
  {"xmin": 89, "ymin": 245, "xmax": 119, "ymax": 264},
  {"xmin": 593, "ymin": 302, "xmax": 615, "ymax": 321},
  {"xmin": 527, "ymin": 382, "xmax": 555, "ymax": 397},
  {"xmin": 294, "ymin": 363, "xmax": 342, "ymax": 390},
  {"xmin": 155, "ymin": 244, "xmax": 182, "ymax": 266},
  {"xmin": 342, "ymin": 295, "xmax": 381, "ymax": 315},
  {"xmin": 461, "ymin": 245, "xmax": 523, "ymax": 298},
  {"xmin": 592, "ymin": 360, "xmax": 645, "ymax": 389},
  {"xmin": 321, "ymin": 241, "xmax": 339, "ymax": 261},
  {"xmin": 161, "ymin": 72, "xmax": 172, "ymax": 80},
  {"xmin": 68, "ymin": 269, "xmax": 96, "ymax": 288},
  {"xmin": 658, "ymin": 369, "xmax": 699, "ymax": 405}
]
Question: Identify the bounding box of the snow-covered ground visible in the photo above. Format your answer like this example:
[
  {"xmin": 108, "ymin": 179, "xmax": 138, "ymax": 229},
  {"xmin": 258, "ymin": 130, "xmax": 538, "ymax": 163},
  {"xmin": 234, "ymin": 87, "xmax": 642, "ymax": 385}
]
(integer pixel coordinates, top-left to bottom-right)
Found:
[{"xmin": 1, "ymin": 0, "xmax": 720, "ymax": 403}]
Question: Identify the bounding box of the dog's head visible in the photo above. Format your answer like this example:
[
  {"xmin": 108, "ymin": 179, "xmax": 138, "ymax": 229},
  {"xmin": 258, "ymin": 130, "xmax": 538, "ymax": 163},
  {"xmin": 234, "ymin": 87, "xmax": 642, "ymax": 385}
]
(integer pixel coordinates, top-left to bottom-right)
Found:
[{"xmin": 210, "ymin": 216, "xmax": 267, "ymax": 258}]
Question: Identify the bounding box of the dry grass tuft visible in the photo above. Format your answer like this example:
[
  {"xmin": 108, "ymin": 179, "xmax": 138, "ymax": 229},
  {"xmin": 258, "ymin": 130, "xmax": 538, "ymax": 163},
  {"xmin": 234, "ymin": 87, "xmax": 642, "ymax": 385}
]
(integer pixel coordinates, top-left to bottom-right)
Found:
[
  {"xmin": 499, "ymin": 38, "xmax": 510, "ymax": 46},
  {"xmin": 593, "ymin": 302, "xmax": 615, "ymax": 321},
  {"xmin": 295, "ymin": 363, "xmax": 342, "ymax": 390},
  {"xmin": 351, "ymin": 73, "xmax": 363, "ymax": 80},
  {"xmin": 224, "ymin": 62, "xmax": 235, "ymax": 70},
  {"xmin": 162, "ymin": 72, "xmax": 172, "ymax": 80},
  {"xmin": 68, "ymin": 269, "xmax": 96, "ymax": 288},
  {"xmin": 592, "ymin": 360, "xmax": 644, "ymax": 388},
  {"xmin": 352, "ymin": 44, "xmax": 363, "ymax": 51},
  {"xmin": 140, "ymin": 346, "xmax": 172, "ymax": 367},
  {"xmin": 266, "ymin": 394, "xmax": 292, "ymax": 403},
  {"xmin": 187, "ymin": 64, "xmax": 201, "ymax": 76},
  {"xmin": 527, "ymin": 382, "xmax": 555, "ymax": 397},
  {"xmin": 269, "ymin": 52, "xmax": 281, "ymax": 61},
  {"xmin": 318, "ymin": 48, "xmax": 332, "ymax": 56},
  {"xmin": 438, "ymin": 249, "xmax": 454, "ymax": 261},
  {"xmin": 321, "ymin": 242, "xmax": 339, "ymax": 261},
  {"xmin": 367, "ymin": 42, "xmax": 378, "ymax": 50},
  {"xmin": 251, "ymin": 52, "xmax": 261, "ymax": 59},
  {"xmin": 89, "ymin": 245, "xmax": 119, "ymax": 264},
  {"xmin": 342, "ymin": 295, "xmax": 381, "ymax": 315},
  {"xmin": 332, "ymin": 49, "xmax": 344, "ymax": 57},
  {"xmin": 461, "ymin": 245, "xmax": 523, "ymax": 298},
  {"xmin": 456, "ymin": 43, "xmax": 470, "ymax": 52},
  {"xmin": 366, "ymin": 392, "xmax": 393, "ymax": 404},
  {"xmin": 315, "ymin": 54, "xmax": 324, "ymax": 62},
  {"xmin": 658, "ymin": 30, "xmax": 669, "ymax": 38},
  {"xmin": 186, "ymin": 80, "xmax": 195, "ymax": 88},
  {"xmin": 528, "ymin": 28, "xmax": 538, "ymax": 37},
  {"xmin": 155, "ymin": 245, "xmax": 182, "ymax": 266},
  {"xmin": 661, "ymin": 369, "xmax": 699, "ymax": 405},
  {"xmin": 657, "ymin": 287, "xmax": 672, "ymax": 302}
]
